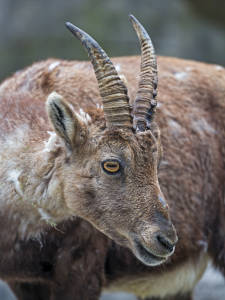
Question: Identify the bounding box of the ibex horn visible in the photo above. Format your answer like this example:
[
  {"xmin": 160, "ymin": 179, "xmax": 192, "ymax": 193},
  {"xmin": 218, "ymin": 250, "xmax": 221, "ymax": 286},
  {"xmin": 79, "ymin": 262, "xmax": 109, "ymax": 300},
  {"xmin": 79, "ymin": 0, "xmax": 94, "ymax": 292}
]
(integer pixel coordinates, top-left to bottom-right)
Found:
[
  {"xmin": 65, "ymin": 22, "xmax": 132, "ymax": 129},
  {"xmin": 129, "ymin": 15, "xmax": 158, "ymax": 132}
]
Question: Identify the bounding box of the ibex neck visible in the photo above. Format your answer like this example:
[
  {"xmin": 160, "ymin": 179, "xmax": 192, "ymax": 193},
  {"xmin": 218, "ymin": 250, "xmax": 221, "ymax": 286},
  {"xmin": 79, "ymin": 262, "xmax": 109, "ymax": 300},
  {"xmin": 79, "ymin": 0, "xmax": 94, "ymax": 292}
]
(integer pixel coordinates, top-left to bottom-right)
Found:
[{"xmin": 0, "ymin": 127, "xmax": 72, "ymax": 239}]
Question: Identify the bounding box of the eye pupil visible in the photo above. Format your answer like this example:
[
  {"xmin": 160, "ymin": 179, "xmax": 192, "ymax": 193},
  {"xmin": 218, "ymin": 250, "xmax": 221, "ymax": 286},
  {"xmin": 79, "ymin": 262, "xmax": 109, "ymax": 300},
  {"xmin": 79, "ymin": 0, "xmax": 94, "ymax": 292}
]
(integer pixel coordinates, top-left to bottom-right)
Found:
[
  {"xmin": 102, "ymin": 160, "xmax": 120, "ymax": 174},
  {"xmin": 107, "ymin": 163, "xmax": 116, "ymax": 168}
]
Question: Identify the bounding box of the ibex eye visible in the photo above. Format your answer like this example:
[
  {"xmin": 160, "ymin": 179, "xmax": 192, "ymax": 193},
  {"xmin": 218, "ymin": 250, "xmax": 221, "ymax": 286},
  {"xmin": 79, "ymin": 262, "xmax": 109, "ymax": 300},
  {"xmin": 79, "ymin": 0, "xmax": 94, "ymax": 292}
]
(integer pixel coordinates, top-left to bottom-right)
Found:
[{"xmin": 102, "ymin": 159, "xmax": 121, "ymax": 175}]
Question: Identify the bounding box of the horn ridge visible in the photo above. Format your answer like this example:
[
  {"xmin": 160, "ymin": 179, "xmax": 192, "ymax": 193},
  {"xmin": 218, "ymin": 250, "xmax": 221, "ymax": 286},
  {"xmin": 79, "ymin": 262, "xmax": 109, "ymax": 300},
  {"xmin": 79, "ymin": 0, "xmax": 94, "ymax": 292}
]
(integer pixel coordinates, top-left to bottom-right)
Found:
[
  {"xmin": 65, "ymin": 22, "xmax": 132, "ymax": 129},
  {"xmin": 129, "ymin": 15, "xmax": 158, "ymax": 132}
]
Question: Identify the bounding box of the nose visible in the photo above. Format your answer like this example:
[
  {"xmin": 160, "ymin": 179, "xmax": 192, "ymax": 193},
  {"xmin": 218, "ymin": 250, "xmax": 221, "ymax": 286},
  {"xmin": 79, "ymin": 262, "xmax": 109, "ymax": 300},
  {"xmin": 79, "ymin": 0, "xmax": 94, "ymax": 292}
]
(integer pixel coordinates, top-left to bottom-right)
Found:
[
  {"xmin": 141, "ymin": 218, "xmax": 178, "ymax": 258},
  {"xmin": 154, "ymin": 205, "xmax": 178, "ymax": 244},
  {"xmin": 156, "ymin": 230, "xmax": 178, "ymax": 254},
  {"xmin": 154, "ymin": 210, "xmax": 178, "ymax": 256}
]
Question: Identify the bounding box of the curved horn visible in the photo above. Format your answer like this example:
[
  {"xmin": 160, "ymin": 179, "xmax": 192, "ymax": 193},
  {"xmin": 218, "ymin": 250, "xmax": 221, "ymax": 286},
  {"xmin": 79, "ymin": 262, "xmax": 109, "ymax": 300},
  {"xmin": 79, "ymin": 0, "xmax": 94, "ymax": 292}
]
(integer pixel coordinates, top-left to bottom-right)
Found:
[
  {"xmin": 129, "ymin": 15, "xmax": 158, "ymax": 132},
  {"xmin": 65, "ymin": 22, "xmax": 132, "ymax": 129}
]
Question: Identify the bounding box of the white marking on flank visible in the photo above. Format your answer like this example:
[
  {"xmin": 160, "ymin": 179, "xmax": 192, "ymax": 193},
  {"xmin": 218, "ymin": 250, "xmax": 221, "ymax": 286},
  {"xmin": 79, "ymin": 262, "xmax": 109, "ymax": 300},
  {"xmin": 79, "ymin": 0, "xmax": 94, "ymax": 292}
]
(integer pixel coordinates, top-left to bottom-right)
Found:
[
  {"xmin": 191, "ymin": 118, "xmax": 216, "ymax": 135},
  {"xmin": 174, "ymin": 72, "xmax": 188, "ymax": 81},
  {"xmin": 48, "ymin": 61, "xmax": 60, "ymax": 71},
  {"xmin": 185, "ymin": 66, "xmax": 194, "ymax": 72},
  {"xmin": 215, "ymin": 65, "xmax": 224, "ymax": 71},
  {"xmin": 168, "ymin": 119, "xmax": 183, "ymax": 137}
]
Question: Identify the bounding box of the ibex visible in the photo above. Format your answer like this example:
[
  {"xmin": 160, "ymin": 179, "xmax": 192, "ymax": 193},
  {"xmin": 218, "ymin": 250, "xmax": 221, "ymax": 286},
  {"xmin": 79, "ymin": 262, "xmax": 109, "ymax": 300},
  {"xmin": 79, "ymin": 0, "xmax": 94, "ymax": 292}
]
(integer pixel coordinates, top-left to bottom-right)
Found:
[{"xmin": 0, "ymin": 15, "xmax": 224, "ymax": 300}]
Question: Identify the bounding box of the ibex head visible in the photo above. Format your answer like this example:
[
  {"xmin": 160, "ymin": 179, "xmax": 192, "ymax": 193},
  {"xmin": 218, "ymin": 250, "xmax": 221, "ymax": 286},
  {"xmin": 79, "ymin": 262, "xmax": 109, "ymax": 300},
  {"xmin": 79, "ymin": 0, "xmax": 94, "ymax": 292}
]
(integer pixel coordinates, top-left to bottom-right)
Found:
[{"xmin": 46, "ymin": 15, "xmax": 177, "ymax": 266}]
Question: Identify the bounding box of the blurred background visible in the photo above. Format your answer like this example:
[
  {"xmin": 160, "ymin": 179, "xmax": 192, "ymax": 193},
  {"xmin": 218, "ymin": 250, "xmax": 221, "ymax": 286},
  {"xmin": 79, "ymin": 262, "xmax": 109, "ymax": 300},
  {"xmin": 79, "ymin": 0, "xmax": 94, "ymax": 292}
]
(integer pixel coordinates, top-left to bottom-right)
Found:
[
  {"xmin": 0, "ymin": 0, "xmax": 225, "ymax": 82},
  {"xmin": 0, "ymin": 0, "xmax": 224, "ymax": 299}
]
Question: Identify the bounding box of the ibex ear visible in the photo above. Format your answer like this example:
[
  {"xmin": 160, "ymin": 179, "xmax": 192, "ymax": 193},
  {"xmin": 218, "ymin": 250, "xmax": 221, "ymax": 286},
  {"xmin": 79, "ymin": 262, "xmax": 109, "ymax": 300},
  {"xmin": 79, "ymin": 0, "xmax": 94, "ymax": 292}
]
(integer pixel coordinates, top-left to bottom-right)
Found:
[{"xmin": 46, "ymin": 92, "xmax": 87, "ymax": 151}]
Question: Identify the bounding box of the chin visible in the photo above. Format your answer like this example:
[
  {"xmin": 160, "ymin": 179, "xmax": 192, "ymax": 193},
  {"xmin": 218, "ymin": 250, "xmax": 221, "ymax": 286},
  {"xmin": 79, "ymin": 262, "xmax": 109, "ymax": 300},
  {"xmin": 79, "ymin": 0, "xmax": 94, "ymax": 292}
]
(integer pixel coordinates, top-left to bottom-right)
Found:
[{"xmin": 132, "ymin": 239, "xmax": 171, "ymax": 267}]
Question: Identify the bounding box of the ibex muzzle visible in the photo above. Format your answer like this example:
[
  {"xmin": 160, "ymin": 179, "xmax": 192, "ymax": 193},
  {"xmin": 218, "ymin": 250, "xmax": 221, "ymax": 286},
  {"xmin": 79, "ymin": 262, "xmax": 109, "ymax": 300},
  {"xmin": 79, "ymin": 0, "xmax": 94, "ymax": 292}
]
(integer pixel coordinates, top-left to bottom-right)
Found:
[{"xmin": 46, "ymin": 15, "xmax": 177, "ymax": 266}]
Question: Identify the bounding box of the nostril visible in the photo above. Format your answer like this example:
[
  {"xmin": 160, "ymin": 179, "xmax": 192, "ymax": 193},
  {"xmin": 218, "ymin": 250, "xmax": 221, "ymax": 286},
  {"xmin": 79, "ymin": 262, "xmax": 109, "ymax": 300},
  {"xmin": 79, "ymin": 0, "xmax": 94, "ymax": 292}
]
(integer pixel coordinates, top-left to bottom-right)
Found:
[{"xmin": 157, "ymin": 234, "xmax": 174, "ymax": 253}]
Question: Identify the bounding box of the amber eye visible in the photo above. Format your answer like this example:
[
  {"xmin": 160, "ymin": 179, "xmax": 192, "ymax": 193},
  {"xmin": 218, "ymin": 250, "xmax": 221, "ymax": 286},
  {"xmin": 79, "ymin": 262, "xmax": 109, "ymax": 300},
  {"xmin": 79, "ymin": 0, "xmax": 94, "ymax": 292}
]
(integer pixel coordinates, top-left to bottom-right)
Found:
[{"xmin": 102, "ymin": 159, "xmax": 121, "ymax": 175}]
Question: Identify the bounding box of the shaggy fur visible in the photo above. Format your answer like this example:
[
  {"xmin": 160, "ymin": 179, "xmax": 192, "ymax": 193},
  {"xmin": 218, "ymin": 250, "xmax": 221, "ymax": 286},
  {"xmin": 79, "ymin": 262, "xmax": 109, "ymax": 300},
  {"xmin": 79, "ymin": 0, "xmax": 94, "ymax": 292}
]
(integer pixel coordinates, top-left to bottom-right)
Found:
[{"xmin": 0, "ymin": 56, "xmax": 225, "ymax": 300}]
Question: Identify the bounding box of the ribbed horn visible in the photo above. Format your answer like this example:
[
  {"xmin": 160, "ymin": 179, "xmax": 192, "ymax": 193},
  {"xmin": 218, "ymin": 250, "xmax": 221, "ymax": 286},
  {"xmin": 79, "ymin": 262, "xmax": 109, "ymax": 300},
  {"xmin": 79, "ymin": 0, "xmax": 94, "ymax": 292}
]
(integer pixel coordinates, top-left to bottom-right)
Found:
[
  {"xmin": 129, "ymin": 15, "xmax": 158, "ymax": 132},
  {"xmin": 65, "ymin": 22, "xmax": 132, "ymax": 129}
]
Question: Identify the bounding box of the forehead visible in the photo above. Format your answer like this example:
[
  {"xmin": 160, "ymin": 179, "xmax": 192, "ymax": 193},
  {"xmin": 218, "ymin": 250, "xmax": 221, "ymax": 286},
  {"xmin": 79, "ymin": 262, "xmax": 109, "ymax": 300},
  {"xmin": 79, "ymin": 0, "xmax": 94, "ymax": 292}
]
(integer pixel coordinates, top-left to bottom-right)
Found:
[{"xmin": 94, "ymin": 129, "xmax": 156, "ymax": 159}]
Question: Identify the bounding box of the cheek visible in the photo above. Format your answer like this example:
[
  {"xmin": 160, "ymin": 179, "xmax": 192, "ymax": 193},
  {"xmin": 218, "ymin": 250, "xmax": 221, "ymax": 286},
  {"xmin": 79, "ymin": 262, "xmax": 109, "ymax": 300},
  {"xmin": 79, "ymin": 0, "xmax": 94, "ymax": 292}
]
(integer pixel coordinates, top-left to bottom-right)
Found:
[
  {"xmin": 63, "ymin": 178, "xmax": 92, "ymax": 211},
  {"xmin": 65, "ymin": 180, "xmax": 106, "ymax": 221},
  {"xmin": 84, "ymin": 189, "xmax": 96, "ymax": 201}
]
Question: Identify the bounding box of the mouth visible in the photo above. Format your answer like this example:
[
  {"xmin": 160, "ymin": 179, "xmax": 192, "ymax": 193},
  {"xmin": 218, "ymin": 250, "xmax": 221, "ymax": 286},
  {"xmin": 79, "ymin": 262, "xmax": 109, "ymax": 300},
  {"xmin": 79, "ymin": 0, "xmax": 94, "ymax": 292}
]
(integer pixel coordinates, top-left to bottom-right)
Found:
[{"xmin": 132, "ymin": 239, "xmax": 168, "ymax": 266}]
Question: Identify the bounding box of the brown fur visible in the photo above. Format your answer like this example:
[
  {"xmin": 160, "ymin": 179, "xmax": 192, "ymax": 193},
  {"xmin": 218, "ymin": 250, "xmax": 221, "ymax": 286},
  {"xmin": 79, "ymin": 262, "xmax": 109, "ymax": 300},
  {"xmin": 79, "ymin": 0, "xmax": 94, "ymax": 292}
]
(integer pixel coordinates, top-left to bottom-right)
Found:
[{"xmin": 0, "ymin": 56, "xmax": 225, "ymax": 299}]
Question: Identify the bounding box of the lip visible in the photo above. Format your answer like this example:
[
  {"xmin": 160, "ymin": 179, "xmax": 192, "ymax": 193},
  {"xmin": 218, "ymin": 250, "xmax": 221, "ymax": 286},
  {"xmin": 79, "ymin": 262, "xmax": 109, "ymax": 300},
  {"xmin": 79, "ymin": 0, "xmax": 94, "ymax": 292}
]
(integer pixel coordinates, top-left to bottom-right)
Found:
[{"xmin": 133, "ymin": 239, "xmax": 168, "ymax": 266}]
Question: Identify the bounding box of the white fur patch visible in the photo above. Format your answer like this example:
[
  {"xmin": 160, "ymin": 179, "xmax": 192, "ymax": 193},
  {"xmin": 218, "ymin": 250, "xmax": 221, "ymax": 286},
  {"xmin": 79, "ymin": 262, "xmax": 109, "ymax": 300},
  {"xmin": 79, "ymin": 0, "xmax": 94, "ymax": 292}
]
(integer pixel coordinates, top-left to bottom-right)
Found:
[
  {"xmin": 48, "ymin": 61, "xmax": 60, "ymax": 71},
  {"xmin": 115, "ymin": 63, "xmax": 127, "ymax": 84},
  {"xmin": 3, "ymin": 125, "xmax": 29, "ymax": 149},
  {"xmin": 168, "ymin": 119, "xmax": 182, "ymax": 129},
  {"xmin": 168, "ymin": 119, "xmax": 183, "ymax": 137},
  {"xmin": 38, "ymin": 208, "xmax": 52, "ymax": 222},
  {"xmin": 174, "ymin": 72, "xmax": 188, "ymax": 81},
  {"xmin": 191, "ymin": 118, "xmax": 216, "ymax": 136},
  {"xmin": 115, "ymin": 64, "xmax": 121, "ymax": 72},
  {"xmin": 160, "ymin": 160, "xmax": 169, "ymax": 166},
  {"xmin": 7, "ymin": 170, "xmax": 23, "ymax": 196},
  {"xmin": 43, "ymin": 131, "xmax": 58, "ymax": 152},
  {"xmin": 75, "ymin": 108, "xmax": 92, "ymax": 124},
  {"xmin": 106, "ymin": 254, "xmax": 210, "ymax": 299},
  {"xmin": 120, "ymin": 74, "xmax": 127, "ymax": 85},
  {"xmin": 96, "ymin": 103, "xmax": 103, "ymax": 110},
  {"xmin": 214, "ymin": 65, "xmax": 224, "ymax": 71},
  {"xmin": 157, "ymin": 101, "xmax": 162, "ymax": 108},
  {"xmin": 185, "ymin": 66, "xmax": 194, "ymax": 72}
]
